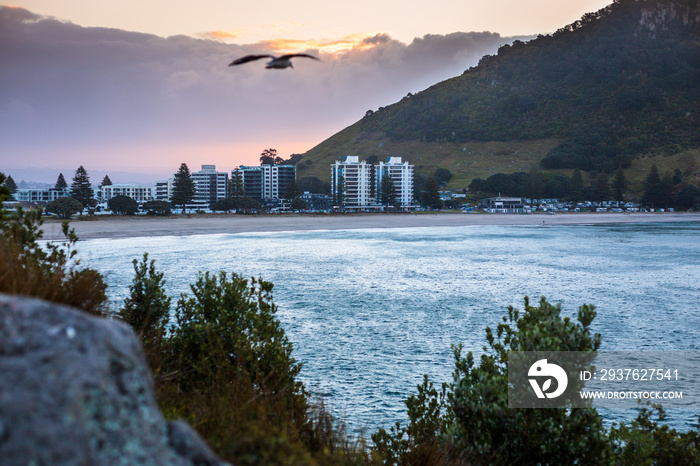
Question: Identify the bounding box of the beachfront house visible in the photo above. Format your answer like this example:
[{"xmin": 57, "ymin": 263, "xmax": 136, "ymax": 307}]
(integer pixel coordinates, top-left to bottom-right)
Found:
[{"xmin": 481, "ymin": 196, "xmax": 524, "ymax": 213}]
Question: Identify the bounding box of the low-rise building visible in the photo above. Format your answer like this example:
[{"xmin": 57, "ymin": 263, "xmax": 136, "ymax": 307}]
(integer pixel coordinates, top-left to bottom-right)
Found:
[
  {"xmin": 98, "ymin": 184, "xmax": 153, "ymax": 203},
  {"xmin": 15, "ymin": 188, "xmax": 69, "ymax": 204},
  {"xmin": 481, "ymin": 196, "xmax": 524, "ymax": 213}
]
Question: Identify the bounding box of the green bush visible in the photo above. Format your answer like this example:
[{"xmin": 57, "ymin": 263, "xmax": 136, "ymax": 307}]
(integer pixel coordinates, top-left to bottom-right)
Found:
[
  {"xmin": 120, "ymin": 262, "xmax": 366, "ymax": 465},
  {"xmin": 372, "ymin": 297, "xmax": 700, "ymax": 465},
  {"xmin": 107, "ymin": 195, "xmax": 138, "ymax": 215},
  {"xmin": 45, "ymin": 196, "xmax": 83, "ymax": 219},
  {"xmin": 0, "ymin": 173, "xmax": 107, "ymax": 316}
]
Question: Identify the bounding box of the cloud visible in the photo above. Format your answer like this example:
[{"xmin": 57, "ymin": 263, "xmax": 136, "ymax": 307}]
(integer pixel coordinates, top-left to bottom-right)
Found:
[
  {"xmin": 199, "ymin": 30, "xmax": 243, "ymax": 41},
  {"xmin": 0, "ymin": 6, "xmax": 529, "ymax": 175}
]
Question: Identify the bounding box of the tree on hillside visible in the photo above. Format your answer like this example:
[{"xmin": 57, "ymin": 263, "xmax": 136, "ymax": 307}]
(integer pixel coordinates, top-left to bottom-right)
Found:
[
  {"xmin": 45, "ymin": 196, "xmax": 83, "ymax": 219},
  {"xmin": 611, "ymin": 167, "xmax": 627, "ymax": 202},
  {"xmin": 285, "ymin": 180, "xmax": 300, "ymax": 200},
  {"xmin": 108, "ymin": 195, "xmax": 138, "ymax": 215},
  {"xmin": 297, "ymin": 176, "xmax": 330, "ymax": 195},
  {"xmin": 171, "ymin": 163, "xmax": 196, "ymax": 213},
  {"xmin": 592, "ymin": 173, "xmax": 610, "ymax": 202},
  {"xmin": 422, "ymin": 177, "xmax": 443, "ymax": 209},
  {"xmin": 70, "ymin": 166, "xmax": 94, "ymax": 213},
  {"xmin": 434, "ymin": 168, "xmax": 453, "ymax": 185},
  {"xmin": 378, "ymin": 175, "xmax": 398, "ymax": 208},
  {"xmin": 569, "ymin": 168, "xmax": 583, "ymax": 203},
  {"xmin": 55, "ymin": 173, "xmax": 68, "ymax": 190},
  {"xmin": 100, "ymin": 175, "xmax": 113, "ymax": 187},
  {"xmin": 642, "ymin": 164, "xmax": 662, "ymax": 208}
]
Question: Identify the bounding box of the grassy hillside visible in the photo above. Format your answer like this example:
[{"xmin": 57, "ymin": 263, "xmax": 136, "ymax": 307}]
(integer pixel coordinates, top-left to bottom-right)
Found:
[{"xmin": 297, "ymin": 0, "xmax": 700, "ymax": 195}]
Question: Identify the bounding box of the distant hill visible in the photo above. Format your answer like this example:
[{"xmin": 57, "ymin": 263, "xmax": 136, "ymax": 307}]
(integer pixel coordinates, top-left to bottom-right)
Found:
[{"xmin": 296, "ymin": 0, "xmax": 699, "ymax": 197}]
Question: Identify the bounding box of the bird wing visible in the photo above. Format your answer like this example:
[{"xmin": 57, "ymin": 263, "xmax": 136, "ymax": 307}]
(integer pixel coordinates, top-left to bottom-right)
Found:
[
  {"xmin": 229, "ymin": 54, "xmax": 275, "ymax": 66},
  {"xmin": 279, "ymin": 53, "xmax": 320, "ymax": 61}
]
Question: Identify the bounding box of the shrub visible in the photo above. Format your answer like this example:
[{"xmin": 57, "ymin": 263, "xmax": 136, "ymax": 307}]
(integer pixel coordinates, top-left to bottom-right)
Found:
[
  {"xmin": 119, "ymin": 262, "xmax": 366, "ymax": 465},
  {"xmin": 108, "ymin": 195, "xmax": 138, "ymax": 215},
  {"xmin": 0, "ymin": 173, "xmax": 107, "ymax": 315},
  {"xmin": 373, "ymin": 297, "xmax": 609, "ymax": 464},
  {"xmin": 45, "ymin": 196, "xmax": 83, "ymax": 219}
]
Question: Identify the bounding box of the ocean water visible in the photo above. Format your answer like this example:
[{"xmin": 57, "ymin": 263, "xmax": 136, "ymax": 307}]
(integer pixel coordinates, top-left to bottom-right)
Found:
[{"xmin": 74, "ymin": 222, "xmax": 700, "ymax": 434}]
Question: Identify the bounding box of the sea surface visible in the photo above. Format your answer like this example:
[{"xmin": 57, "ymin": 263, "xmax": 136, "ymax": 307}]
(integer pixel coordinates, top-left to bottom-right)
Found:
[{"xmin": 73, "ymin": 222, "xmax": 700, "ymax": 434}]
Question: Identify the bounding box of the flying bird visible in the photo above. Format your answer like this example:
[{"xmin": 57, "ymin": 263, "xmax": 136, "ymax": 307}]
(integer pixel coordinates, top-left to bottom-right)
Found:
[{"xmin": 228, "ymin": 53, "xmax": 319, "ymax": 69}]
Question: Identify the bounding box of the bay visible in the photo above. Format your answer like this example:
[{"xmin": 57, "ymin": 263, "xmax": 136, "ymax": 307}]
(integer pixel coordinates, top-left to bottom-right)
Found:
[{"xmin": 74, "ymin": 222, "xmax": 700, "ymax": 434}]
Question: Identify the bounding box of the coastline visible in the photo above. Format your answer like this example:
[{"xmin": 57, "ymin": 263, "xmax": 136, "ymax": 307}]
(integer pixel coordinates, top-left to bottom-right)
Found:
[{"xmin": 39, "ymin": 212, "xmax": 700, "ymax": 241}]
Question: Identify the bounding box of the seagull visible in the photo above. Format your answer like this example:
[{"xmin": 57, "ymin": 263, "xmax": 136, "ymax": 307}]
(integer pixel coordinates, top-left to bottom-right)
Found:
[{"xmin": 228, "ymin": 53, "xmax": 319, "ymax": 69}]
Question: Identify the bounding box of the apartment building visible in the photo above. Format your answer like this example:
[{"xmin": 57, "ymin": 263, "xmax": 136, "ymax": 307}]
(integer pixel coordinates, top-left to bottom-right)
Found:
[
  {"xmin": 15, "ymin": 187, "xmax": 69, "ymax": 204},
  {"xmin": 330, "ymin": 156, "xmax": 376, "ymax": 210},
  {"xmin": 155, "ymin": 165, "xmax": 228, "ymax": 208},
  {"xmin": 331, "ymin": 156, "xmax": 415, "ymax": 210},
  {"xmin": 191, "ymin": 165, "xmax": 228, "ymax": 206},
  {"xmin": 233, "ymin": 164, "xmax": 296, "ymax": 201},
  {"xmin": 98, "ymin": 184, "xmax": 153, "ymax": 203},
  {"xmin": 375, "ymin": 157, "xmax": 414, "ymax": 209}
]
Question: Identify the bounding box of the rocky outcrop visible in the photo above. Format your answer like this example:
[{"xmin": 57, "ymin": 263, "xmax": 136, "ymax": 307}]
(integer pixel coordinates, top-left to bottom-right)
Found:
[{"xmin": 0, "ymin": 294, "xmax": 227, "ymax": 466}]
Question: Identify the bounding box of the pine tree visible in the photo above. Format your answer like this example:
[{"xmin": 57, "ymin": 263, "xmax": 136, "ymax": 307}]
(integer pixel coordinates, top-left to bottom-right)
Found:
[
  {"xmin": 55, "ymin": 173, "xmax": 68, "ymax": 190},
  {"xmin": 100, "ymin": 175, "xmax": 113, "ymax": 187},
  {"xmin": 642, "ymin": 164, "xmax": 662, "ymax": 208},
  {"xmin": 229, "ymin": 170, "xmax": 244, "ymax": 198},
  {"xmin": 592, "ymin": 173, "xmax": 610, "ymax": 202},
  {"xmin": 611, "ymin": 167, "xmax": 627, "ymax": 202},
  {"xmin": 569, "ymin": 169, "xmax": 583, "ymax": 203},
  {"xmin": 378, "ymin": 174, "xmax": 398, "ymax": 208},
  {"xmin": 422, "ymin": 177, "xmax": 443, "ymax": 209},
  {"xmin": 70, "ymin": 166, "xmax": 94, "ymax": 213},
  {"xmin": 285, "ymin": 180, "xmax": 300, "ymax": 200},
  {"xmin": 4, "ymin": 175, "xmax": 17, "ymax": 195},
  {"xmin": 333, "ymin": 175, "xmax": 346, "ymax": 210},
  {"xmin": 171, "ymin": 163, "xmax": 196, "ymax": 213}
]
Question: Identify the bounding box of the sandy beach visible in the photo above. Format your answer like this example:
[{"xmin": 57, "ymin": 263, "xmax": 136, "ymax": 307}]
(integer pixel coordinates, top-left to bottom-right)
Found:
[{"xmin": 38, "ymin": 212, "xmax": 700, "ymax": 241}]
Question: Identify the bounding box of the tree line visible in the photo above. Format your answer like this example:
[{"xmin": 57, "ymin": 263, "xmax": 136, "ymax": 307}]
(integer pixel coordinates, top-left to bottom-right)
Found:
[{"xmin": 469, "ymin": 164, "xmax": 700, "ymax": 210}]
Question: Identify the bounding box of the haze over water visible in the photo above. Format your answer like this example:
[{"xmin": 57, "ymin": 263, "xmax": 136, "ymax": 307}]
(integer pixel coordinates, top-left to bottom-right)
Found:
[{"xmin": 77, "ymin": 222, "xmax": 700, "ymax": 434}]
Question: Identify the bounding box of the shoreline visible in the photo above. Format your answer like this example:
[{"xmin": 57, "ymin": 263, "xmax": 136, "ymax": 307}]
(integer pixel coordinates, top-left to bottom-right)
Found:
[{"xmin": 39, "ymin": 212, "xmax": 700, "ymax": 241}]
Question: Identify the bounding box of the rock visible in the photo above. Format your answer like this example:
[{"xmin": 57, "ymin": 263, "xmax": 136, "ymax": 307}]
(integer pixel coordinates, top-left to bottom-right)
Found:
[{"xmin": 0, "ymin": 294, "xmax": 228, "ymax": 466}]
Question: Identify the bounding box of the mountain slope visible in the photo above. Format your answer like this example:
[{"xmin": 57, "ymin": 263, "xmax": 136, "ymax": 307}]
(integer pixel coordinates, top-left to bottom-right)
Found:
[{"xmin": 298, "ymin": 0, "xmax": 700, "ymax": 189}]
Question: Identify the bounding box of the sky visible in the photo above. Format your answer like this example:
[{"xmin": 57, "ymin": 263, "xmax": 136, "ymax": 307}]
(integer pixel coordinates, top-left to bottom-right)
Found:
[{"xmin": 1, "ymin": 1, "xmax": 612, "ymax": 184}]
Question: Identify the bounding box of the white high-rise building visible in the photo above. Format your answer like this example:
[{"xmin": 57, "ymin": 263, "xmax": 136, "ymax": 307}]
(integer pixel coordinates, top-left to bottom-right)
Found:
[
  {"xmin": 330, "ymin": 156, "xmax": 375, "ymax": 210},
  {"xmin": 375, "ymin": 157, "xmax": 414, "ymax": 209},
  {"xmin": 331, "ymin": 156, "xmax": 415, "ymax": 210},
  {"xmin": 233, "ymin": 164, "xmax": 296, "ymax": 201},
  {"xmin": 191, "ymin": 165, "xmax": 228, "ymax": 206},
  {"xmin": 155, "ymin": 164, "xmax": 228, "ymax": 209}
]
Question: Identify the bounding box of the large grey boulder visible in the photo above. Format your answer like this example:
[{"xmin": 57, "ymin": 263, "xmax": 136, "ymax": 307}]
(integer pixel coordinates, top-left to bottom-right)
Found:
[{"xmin": 0, "ymin": 294, "xmax": 228, "ymax": 466}]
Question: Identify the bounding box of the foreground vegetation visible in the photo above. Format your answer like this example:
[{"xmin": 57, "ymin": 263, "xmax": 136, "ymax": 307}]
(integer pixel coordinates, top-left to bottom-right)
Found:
[{"xmin": 2, "ymin": 172, "xmax": 699, "ymax": 464}]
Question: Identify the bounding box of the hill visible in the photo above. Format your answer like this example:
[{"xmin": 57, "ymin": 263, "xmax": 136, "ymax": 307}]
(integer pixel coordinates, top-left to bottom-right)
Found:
[{"xmin": 295, "ymin": 0, "xmax": 700, "ymax": 199}]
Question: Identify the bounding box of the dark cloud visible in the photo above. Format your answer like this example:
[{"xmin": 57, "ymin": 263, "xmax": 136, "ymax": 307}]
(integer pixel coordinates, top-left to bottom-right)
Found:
[{"xmin": 0, "ymin": 6, "xmax": 530, "ymax": 173}]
